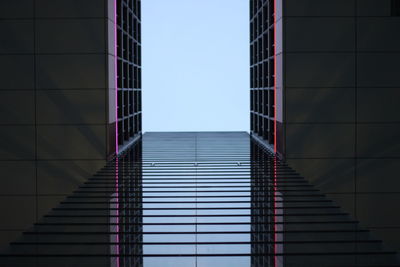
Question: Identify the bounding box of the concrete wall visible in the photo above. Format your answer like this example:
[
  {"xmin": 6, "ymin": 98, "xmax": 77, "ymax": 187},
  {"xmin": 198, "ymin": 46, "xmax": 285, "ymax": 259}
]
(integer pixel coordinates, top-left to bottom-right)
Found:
[
  {"xmin": 280, "ymin": 0, "xmax": 400, "ymax": 251},
  {"xmin": 0, "ymin": 0, "xmax": 116, "ymax": 248}
]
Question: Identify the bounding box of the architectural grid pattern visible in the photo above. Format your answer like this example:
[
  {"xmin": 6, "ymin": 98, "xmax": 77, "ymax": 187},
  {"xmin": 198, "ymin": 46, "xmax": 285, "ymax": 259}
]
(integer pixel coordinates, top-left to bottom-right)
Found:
[
  {"xmin": 117, "ymin": 0, "xmax": 142, "ymax": 148},
  {"xmin": 0, "ymin": 0, "xmax": 116, "ymax": 248},
  {"xmin": 1, "ymin": 133, "xmax": 398, "ymax": 266},
  {"xmin": 265, "ymin": 0, "xmax": 400, "ymax": 252},
  {"xmin": 250, "ymin": 0, "xmax": 275, "ymax": 147}
]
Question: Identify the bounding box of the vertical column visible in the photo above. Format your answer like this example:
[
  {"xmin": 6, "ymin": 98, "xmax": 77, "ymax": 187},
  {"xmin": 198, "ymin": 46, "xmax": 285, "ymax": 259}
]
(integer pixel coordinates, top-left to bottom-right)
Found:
[
  {"xmin": 34, "ymin": 0, "xmax": 109, "ymax": 226},
  {"xmin": 0, "ymin": 0, "xmax": 114, "ymax": 248},
  {"xmin": 250, "ymin": 0, "xmax": 277, "ymax": 152},
  {"xmin": 0, "ymin": 0, "xmax": 36, "ymax": 249},
  {"xmin": 275, "ymin": 0, "xmax": 284, "ymax": 156},
  {"xmin": 355, "ymin": 0, "xmax": 400, "ymax": 252},
  {"xmin": 112, "ymin": 0, "xmax": 142, "ymax": 156},
  {"xmin": 283, "ymin": 0, "xmax": 357, "ymax": 219}
]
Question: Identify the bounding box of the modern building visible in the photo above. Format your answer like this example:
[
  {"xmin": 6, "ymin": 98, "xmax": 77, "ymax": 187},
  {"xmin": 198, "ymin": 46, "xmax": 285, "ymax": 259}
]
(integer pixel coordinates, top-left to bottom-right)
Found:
[
  {"xmin": 251, "ymin": 0, "xmax": 400, "ymax": 252},
  {"xmin": 0, "ymin": 0, "xmax": 400, "ymax": 266},
  {"xmin": 2, "ymin": 132, "xmax": 399, "ymax": 266},
  {"xmin": 0, "ymin": 0, "xmax": 141, "ymax": 248}
]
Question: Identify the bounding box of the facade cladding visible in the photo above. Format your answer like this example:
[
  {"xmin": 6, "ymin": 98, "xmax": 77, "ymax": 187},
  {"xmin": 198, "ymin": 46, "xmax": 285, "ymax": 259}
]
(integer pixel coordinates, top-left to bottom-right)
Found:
[
  {"xmin": 0, "ymin": 0, "xmax": 399, "ymax": 265},
  {"xmin": 116, "ymin": 0, "xmax": 142, "ymax": 150},
  {"xmin": 250, "ymin": 0, "xmax": 276, "ymax": 148},
  {"xmin": 250, "ymin": 0, "xmax": 400, "ymax": 252},
  {"xmin": 1, "ymin": 132, "xmax": 400, "ymax": 266},
  {"xmin": 0, "ymin": 0, "xmax": 141, "ymax": 249}
]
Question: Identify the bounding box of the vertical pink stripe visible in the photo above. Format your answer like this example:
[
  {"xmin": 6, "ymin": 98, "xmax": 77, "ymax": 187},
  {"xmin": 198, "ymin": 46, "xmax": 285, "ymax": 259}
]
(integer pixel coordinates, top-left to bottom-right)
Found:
[
  {"xmin": 115, "ymin": 158, "xmax": 120, "ymax": 266},
  {"xmin": 114, "ymin": 1, "xmax": 120, "ymax": 266},
  {"xmin": 114, "ymin": 0, "xmax": 119, "ymax": 156},
  {"xmin": 273, "ymin": 3, "xmax": 279, "ymax": 266},
  {"xmin": 273, "ymin": 0, "xmax": 277, "ymax": 154},
  {"xmin": 273, "ymin": 157, "xmax": 278, "ymax": 267}
]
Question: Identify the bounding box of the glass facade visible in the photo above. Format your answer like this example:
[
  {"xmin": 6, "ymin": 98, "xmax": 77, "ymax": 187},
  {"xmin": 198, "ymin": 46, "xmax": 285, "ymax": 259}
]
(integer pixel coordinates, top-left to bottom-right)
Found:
[
  {"xmin": 1, "ymin": 0, "xmax": 400, "ymax": 264},
  {"xmin": 1, "ymin": 132, "xmax": 398, "ymax": 266},
  {"xmin": 250, "ymin": 0, "xmax": 276, "ymax": 148},
  {"xmin": 116, "ymin": 0, "xmax": 142, "ymax": 151},
  {"xmin": 253, "ymin": 0, "xmax": 400, "ymax": 252}
]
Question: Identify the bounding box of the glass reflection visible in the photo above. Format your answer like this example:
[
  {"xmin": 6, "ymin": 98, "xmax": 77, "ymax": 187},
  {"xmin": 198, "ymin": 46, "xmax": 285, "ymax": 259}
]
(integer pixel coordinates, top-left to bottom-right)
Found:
[
  {"xmin": 250, "ymin": 141, "xmax": 283, "ymax": 267},
  {"xmin": 0, "ymin": 133, "xmax": 399, "ymax": 266},
  {"xmin": 112, "ymin": 141, "xmax": 143, "ymax": 267}
]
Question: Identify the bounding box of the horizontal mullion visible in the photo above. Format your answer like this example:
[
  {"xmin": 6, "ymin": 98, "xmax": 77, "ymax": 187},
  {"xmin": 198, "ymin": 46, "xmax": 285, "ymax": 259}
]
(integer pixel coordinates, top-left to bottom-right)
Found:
[
  {"xmin": 23, "ymin": 229, "xmax": 369, "ymax": 235},
  {"xmin": 53, "ymin": 206, "xmax": 340, "ymax": 211},
  {"xmin": 44, "ymin": 213, "xmax": 348, "ymax": 218},
  {"xmin": 12, "ymin": 239, "xmax": 381, "ymax": 246},
  {"xmin": 0, "ymin": 252, "xmax": 395, "ymax": 257},
  {"xmin": 61, "ymin": 200, "xmax": 334, "ymax": 204},
  {"xmin": 65, "ymin": 194, "xmax": 326, "ymax": 198},
  {"xmin": 73, "ymin": 189, "xmax": 319, "ymax": 193},
  {"xmin": 83, "ymin": 181, "xmax": 310, "ymax": 185},
  {"xmin": 34, "ymin": 220, "xmax": 359, "ymax": 226},
  {"xmin": 80, "ymin": 185, "xmax": 312, "ymax": 188}
]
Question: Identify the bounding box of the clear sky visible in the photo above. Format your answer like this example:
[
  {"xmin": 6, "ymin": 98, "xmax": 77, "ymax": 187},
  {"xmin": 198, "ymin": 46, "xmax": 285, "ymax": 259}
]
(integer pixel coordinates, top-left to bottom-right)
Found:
[{"xmin": 142, "ymin": 0, "xmax": 249, "ymax": 132}]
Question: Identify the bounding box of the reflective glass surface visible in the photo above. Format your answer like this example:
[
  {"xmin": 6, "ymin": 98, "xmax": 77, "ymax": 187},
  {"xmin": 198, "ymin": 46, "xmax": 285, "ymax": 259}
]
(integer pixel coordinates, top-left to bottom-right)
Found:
[{"xmin": 1, "ymin": 132, "xmax": 399, "ymax": 266}]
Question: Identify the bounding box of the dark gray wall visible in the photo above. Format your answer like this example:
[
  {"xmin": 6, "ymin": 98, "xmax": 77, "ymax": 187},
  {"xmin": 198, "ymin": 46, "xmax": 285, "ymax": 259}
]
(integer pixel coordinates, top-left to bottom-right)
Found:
[
  {"xmin": 0, "ymin": 0, "xmax": 116, "ymax": 248},
  {"xmin": 280, "ymin": 0, "xmax": 400, "ymax": 251}
]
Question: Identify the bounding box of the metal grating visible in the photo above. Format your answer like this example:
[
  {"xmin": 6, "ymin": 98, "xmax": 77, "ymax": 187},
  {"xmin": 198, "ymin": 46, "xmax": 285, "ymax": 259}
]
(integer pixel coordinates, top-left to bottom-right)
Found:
[
  {"xmin": 117, "ymin": 0, "xmax": 142, "ymax": 148},
  {"xmin": 250, "ymin": 0, "xmax": 275, "ymax": 146},
  {"xmin": 1, "ymin": 132, "xmax": 399, "ymax": 266}
]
